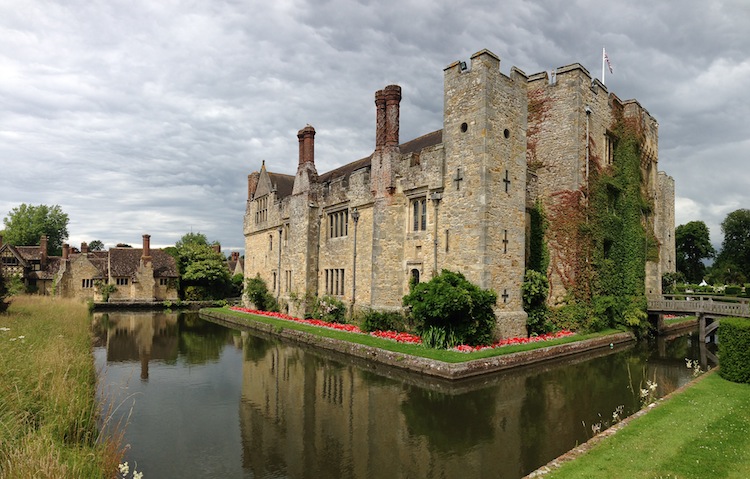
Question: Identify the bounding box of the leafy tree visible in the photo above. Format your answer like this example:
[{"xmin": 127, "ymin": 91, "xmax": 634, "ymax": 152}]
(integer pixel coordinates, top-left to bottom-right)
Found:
[
  {"xmin": 715, "ymin": 209, "xmax": 750, "ymax": 281},
  {"xmin": 403, "ymin": 270, "xmax": 497, "ymax": 346},
  {"xmin": 171, "ymin": 233, "xmax": 230, "ymax": 300},
  {"xmin": 2, "ymin": 204, "xmax": 69, "ymax": 255},
  {"xmin": 675, "ymin": 221, "xmax": 715, "ymax": 283},
  {"xmin": 88, "ymin": 240, "xmax": 104, "ymax": 251}
]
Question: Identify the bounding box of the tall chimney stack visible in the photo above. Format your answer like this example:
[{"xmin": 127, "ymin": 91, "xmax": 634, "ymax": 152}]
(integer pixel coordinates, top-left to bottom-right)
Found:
[
  {"xmin": 81, "ymin": 242, "xmax": 88, "ymax": 254},
  {"xmin": 297, "ymin": 125, "xmax": 316, "ymax": 168},
  {"xmin": 375, "ymin": 90, "xmax": 386, "ymax": 149},
  {"xmin": 248, "ymin": 171, "xmax": 260, "ymax": 200},
  {"xmin": 384, "ymin": 84, "xmax": 402, "ymax": 147},
  {"xmin": 40, "ymin": 235, "xmax": 48, "ymax": 267},
  {"xmin": 141, "ymin": 234, "xmax": 151, "ymax": 264},
  {"xmin": 62, "ymin": 243, "xmax": 70, "ymax": 260}
]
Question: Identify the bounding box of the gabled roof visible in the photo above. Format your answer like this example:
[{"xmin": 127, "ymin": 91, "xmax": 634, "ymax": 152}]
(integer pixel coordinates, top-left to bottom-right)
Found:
[
  {"xmin": 109, "ymin": 248, "xmax": 178, "ymax": 278},
  {"xmin": 0, "ymin": 244, "xmax": 30, "ymax": 268},
  {"xmin": 14, "ymin": 246, "xmax": 43, "ymax": 263},
  {"xmin": 268, "ymin": 172, "xmax": 295, "ymax": 199},
  {"xmin": 68, "ymin": 253, "xmax": 109, "ymax": 279}
]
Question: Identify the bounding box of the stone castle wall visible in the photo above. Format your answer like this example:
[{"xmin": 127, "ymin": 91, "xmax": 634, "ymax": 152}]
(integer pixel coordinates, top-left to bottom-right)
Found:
[{"xmin": 243, "ymin": 48, "xmax": 675, "ymax": 338}]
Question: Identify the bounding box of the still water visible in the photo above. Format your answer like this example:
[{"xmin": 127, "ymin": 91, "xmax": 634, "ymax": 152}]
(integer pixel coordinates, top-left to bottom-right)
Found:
[{"xmin": 93, "ymin": 311, "xmax": 715, "ymax": 479}]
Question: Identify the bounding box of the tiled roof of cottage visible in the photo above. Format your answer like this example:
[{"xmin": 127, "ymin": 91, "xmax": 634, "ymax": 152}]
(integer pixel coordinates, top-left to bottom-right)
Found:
[
  {"xmin": 15, "ymin": 246, "xmax": 43, "ymax": 262},
  {"xmin": 109, "ymin": 248, "xmax": 179, "ymax": 278},
  {"xmin": 68, "ymin": 253, "xmax": 109, "ymax": 278},
  {"xmin": 28, "ymin": 257, "xmax": 63, "ymax": 280}
]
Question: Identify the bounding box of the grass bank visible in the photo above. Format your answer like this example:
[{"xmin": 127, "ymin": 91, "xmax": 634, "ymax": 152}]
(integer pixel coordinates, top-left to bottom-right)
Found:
[
  {"xmin": 0, "ymin": 295, "xmax": 121, "ymax": 478},
  {"xmin": 204, "ymin": 307, "xmax": 622, "ymax": 363},
  {"xmin": 540, "ymin": 372, "xmax": 750, "ymax": 478}
]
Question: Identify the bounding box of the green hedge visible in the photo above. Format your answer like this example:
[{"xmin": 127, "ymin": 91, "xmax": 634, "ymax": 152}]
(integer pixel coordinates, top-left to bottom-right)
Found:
[{"xmin": 719, "ymin": 317, "xmax": 750, "ymax": 383}]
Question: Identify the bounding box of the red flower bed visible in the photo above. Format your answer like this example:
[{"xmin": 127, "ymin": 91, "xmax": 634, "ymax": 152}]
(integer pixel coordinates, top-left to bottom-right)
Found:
[
  {"xmin": 230, "ymin": 306, "xmax": 363, "ymax": 333},
  {"xmin": 370, "ymin": 330, "xmax": 422, "ymax": 344},
  {"xmin": 451, "ymin": 330, "xmax": 575, "ymax": 353},
  {"xmin": 229, "ymin": 307, "xmax": 574, "ymax": 352}
]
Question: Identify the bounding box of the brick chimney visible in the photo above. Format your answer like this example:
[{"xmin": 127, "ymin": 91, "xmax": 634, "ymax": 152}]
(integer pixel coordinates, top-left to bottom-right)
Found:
[
  {"xmin": 231, "ymin": 251, "xmax": 240, "ymax": 261},
  {"xmin": 81, "ymin": 242, "xmax": 88, "ymax": 254},
  {"xmin": 375, "ymin": 85, "xmax": 401, "ymax": 150},
  {"xmin": 62, "ymin": 243, "xmax": 70, "ymax": 260},
  {"xmin": 0, "ymin": 233, "xmax": 4, "ymax": 248},
  {"xmin": 384, "ymin": 85, "xmax": 401, "ymax": 147},
  {"xmin": 297, "ymin": 125, "xmax": 316, "ymax": 168},
  {"xmin": 141, "ymin": 234, "xmax": 151, "ymax": 265},
  {"xmin": 40, "ymin": 235, "xmax": 48, "ymax": 267},
  {"xmin": 248, "ymin": 171, "xmax": 260, "ymax": 200},
  {"xmin": 212, "ymin": 244, "xmax": 221, "ymax": 254}
]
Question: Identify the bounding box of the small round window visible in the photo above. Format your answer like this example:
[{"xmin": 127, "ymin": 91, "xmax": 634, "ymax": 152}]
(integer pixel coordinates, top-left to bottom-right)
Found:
[{"xmin": 460, "ymin": 122, "xmax": 468, "ymax": 133}]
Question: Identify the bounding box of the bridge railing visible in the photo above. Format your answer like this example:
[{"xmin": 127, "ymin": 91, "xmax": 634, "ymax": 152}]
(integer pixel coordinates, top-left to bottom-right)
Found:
[{"xmin": 647, "ymin": 295, "xmax": 750, "ymax": 318}]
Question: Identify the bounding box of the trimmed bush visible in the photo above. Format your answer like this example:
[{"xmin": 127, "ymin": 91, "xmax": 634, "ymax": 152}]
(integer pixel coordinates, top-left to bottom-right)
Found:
[
  {"xmin": 359, "ymin": 308, "xmax": 410, "ymax": 333},
  {"xmin": 725, "ymin": 285, "xmax": 742, "ymax": 296},
  {"xmin": 719, "ymin": 317, "xmax": 750, "ymax": 383},
  {"xmin": 403, "ymin": 270, "xmax": 497, "ymax": 346}
]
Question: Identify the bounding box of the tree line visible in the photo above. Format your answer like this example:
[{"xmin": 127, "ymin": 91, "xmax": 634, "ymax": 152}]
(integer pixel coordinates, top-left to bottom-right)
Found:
[{"xmin": 674, "ymin": 208, "xmax": 750, "ymax": 286}]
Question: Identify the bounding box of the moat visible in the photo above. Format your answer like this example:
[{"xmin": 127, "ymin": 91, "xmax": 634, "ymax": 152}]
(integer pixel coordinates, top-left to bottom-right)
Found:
[{"xmin": 94, "ymin": 311, "xmax": 714, "ymax": 479}]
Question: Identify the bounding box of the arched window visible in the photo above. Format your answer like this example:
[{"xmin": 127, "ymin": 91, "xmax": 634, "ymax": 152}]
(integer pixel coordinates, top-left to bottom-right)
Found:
[{"xmin": 410, "ymin": 268, "xmax": 420, "ymax": 285}]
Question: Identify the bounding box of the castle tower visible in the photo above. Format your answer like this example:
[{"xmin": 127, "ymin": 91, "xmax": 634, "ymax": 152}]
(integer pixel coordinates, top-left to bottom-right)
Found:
[{"xmin": 440, "ymin": 49, "xmax": 529, "ymax": 336}]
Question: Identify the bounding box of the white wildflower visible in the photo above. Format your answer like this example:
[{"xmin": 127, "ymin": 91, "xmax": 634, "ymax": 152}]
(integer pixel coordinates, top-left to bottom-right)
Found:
[
  {"xmin": 118, "ymin": 462, "xmax": 129, "ymax": 475},
  {"xmin": 133, "ymin": 471, "xmax": 143, "ymax": 479},
  {"xmin": 0, "ymin": 327, "xmax": 10, "ymax": 332}
]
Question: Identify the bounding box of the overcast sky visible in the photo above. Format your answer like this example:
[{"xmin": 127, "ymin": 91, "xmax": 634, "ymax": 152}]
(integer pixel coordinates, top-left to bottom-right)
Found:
[{"xmin": 1, "ymin": 0, "xmax": 748, "ymax": 254}]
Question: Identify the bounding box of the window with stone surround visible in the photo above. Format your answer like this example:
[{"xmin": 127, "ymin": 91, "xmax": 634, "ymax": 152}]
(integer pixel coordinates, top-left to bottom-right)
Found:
[
  {"xmin": 411, "ymin": 197, "xmax": 427, "ymax": 231},
  {"xmin": 325, "ymin": 268, "xmax": 345, "ymax": 296},
  {"xmin": 116, "ymin": 277, "xmax": 129, "ymax": 286},
  {"xmin": 82, "ymin": 279, "xmax": 94, "ymax": 289},
  {"xmin": 605, "ymin": 133, "xmax": 616, "ymax": 166},
  {"xmin": 328, "ymin": 210, "xmax": 348, "ymax": 238},
  {"xmin": 255, "ymin": 195, "xmax": 268, "ymax": 224},
  {"xmin": 285, "ymin": 270, "xmax": 292, "ymax": 292},
  {"xmin": 159, "ymin": 278, "xmax": 169, "ymax": 286}
]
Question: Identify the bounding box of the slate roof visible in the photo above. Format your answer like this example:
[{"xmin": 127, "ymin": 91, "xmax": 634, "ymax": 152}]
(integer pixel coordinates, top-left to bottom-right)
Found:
[
  {"xmin": 268, "ymin": 172, "xmax": 295, "ymax": 199},
  {"xmin": 317, "ymin": 129, "xmax": 444, "ymax": 185},
  {"xmin": 109, "ymin": 248, "xmax": 179, "ymax": 278}
]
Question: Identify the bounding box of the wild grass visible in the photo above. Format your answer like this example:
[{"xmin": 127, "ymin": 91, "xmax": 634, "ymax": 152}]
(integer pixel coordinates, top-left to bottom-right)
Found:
[
  {"xmin": 206, "ymin": 308, "xmax": 621, "ymax": 363},
  {"xmin": 0, "ymin": 295, "xmax": 123, "ymax": 478},
  {"xmin": 545, "ymin": 372, "xmax": 750, "ymax": 478}
]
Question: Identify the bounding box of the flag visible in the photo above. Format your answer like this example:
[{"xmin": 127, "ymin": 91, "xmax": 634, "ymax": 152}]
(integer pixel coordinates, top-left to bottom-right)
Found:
[{"xmin": 604, "ymin": 49, "xmax": 613, "ymax": 74}]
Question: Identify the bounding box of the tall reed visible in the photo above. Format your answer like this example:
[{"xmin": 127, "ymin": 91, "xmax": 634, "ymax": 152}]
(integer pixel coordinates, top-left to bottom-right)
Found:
[{"xmin": 0, "ymin": 295, "xmax": 124, "ymax": 478}]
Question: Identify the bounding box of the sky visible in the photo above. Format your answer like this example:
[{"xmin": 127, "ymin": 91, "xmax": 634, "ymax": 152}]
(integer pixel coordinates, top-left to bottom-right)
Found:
[{"xmin": 1, "ymin": 0, "xmax": 748, "ymax": 254}]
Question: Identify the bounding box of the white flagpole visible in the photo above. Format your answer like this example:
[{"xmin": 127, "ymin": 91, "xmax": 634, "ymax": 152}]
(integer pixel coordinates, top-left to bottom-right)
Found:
[{"xmin": 602, "ymin": 47, "xmax": 606, "ymax": 86}]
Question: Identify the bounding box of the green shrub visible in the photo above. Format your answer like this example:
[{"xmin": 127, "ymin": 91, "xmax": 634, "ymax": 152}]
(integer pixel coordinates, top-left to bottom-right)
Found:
[
  {"xmin": 719, "ymin": 317, "xmax": 750, "ymax": 383},
  {"xmin": 311, "ymin": 295, "xmax": 347, "ymax": 323},
  {"xmin": 359, "ymin": 308, "xmax": 410, "ymax": 333},
  {"xmin": 725, "ymin": 285, "xmax": 742, "ymax": 296},
  {"xmin": 244, "ymin": 274, "xmax": 279, "ymax": 312},
  {"xmin": 549, "ymin": 302, "xmax": 593, "ymax": 331},
  {"xmin": 403, "ymin": 269, "xmax": 497, "ymax": 346},
  {"xmin": 522, "ymin": 269, "xmax": 551, "ymax": 335}
]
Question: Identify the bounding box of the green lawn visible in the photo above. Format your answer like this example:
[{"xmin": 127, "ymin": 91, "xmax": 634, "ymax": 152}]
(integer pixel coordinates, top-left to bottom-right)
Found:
[
  {"xmin": 664, "ymin": 315, "xmax": 696, "ymax": 326},
  {"xmin": 544, "ymin": 372, "xmax": 750, "ymax": 479},
  {"xmin": 203, "ymin": 307, "xmax": 622, "ymax": 363}
]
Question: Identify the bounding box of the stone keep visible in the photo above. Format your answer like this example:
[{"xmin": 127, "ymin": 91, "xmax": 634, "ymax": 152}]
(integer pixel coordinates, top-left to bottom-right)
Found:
[{"xmin": 243, "ymin": 48, "xmax": 675, "ymax": 339}]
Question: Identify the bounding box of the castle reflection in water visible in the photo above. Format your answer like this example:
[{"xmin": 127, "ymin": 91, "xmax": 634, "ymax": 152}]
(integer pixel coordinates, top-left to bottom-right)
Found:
[{"xmin": 94, "ymin": 311, "xmax": 710, "ymax": 479}]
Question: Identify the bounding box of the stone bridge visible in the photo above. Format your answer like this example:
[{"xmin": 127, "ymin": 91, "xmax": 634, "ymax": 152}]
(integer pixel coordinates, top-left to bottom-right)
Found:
[{"xmin": 647, "ymin": 294, "xmax": 750, "ymax": 342}]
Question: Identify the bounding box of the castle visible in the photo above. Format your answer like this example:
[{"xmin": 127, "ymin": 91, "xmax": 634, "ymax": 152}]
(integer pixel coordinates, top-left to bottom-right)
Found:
[{"xmin": 243, "ymin": 49, "xmax": 675, "ymax": 338}]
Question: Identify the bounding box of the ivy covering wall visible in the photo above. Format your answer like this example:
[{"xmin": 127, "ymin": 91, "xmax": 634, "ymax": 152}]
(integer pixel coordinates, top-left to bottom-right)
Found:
[{"xmin": 542, "ymin": 117, "xmax": 653, "ymax": 335}]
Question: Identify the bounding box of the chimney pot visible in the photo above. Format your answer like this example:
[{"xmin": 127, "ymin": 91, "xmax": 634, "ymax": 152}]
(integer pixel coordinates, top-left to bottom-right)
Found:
[
  {"xmin": 141, "ymin": 234, "xmax": 151, "ymax": 263},
  {"xmin": 81, "ymin": 242, "xmax": 88, "ymax": 254},
  {"xmin": 62, "ymin": 243, "xmax": 70, "ymax": 260}
]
